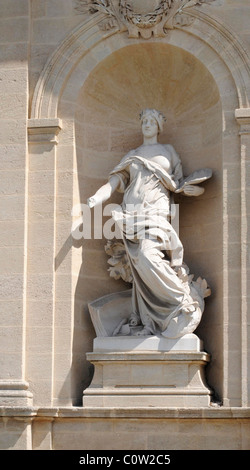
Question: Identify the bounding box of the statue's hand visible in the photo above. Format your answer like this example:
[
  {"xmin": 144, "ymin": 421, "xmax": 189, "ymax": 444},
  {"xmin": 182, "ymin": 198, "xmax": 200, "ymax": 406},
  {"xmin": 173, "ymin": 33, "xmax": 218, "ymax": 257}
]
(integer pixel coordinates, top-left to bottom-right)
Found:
[
  {"xmin": 183, "ymin": 185, "xmax": 204, "ymax": 197},
  {"xmin": 87, "ymin": 196, "xmax": 98, "ymax": 208}
]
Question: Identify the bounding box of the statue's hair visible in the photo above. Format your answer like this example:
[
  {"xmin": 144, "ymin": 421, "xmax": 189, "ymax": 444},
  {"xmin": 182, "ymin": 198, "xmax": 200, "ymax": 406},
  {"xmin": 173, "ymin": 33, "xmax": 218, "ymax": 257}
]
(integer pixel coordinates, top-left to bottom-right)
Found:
[{"xmin": 139, "ymin": 109, "xmax": 166, "ymax": 133}]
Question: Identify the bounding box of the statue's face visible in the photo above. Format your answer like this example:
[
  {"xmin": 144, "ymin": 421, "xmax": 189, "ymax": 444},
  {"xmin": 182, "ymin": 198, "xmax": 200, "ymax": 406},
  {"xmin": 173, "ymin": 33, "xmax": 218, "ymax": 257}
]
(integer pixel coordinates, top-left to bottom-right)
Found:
[{"xmin": 141, "ymin": 114, "xmax": 159, "ymax": 139}]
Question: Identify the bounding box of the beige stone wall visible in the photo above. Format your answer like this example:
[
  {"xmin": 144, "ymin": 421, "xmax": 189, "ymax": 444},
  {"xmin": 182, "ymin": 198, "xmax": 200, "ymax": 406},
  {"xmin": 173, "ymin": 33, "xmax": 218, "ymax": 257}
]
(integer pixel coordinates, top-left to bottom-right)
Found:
[
  {"xmin": 0, "ymin": 0, "xmax": 31, "ymax": 403},
  {"xmin": 48, "ymin": 417, "xmax": 250, "ymax": 451},
  {"xmin": 50, "ymin": 416, "xmax": 250, "ymax": 450}
]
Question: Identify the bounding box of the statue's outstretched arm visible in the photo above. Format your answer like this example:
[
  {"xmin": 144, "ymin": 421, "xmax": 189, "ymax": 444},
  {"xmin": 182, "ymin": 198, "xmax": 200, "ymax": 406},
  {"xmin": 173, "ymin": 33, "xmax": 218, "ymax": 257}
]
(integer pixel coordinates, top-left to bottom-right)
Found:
[{"xmin": 87, "ymin": 174, "xmax": 120, "ymax": 208}]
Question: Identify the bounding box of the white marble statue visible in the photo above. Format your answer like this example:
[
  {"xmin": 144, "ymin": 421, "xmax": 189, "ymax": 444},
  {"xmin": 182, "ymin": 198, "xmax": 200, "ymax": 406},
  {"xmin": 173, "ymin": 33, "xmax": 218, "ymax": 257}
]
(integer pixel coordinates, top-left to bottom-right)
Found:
[{"xmin": 87, "ymin": 109, "xmax": 212, "ymax": 338}]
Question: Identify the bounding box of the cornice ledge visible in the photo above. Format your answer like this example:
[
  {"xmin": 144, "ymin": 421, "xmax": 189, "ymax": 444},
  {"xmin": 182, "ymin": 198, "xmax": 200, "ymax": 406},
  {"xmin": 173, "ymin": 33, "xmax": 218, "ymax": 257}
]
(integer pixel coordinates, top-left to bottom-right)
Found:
[
  {"xmin": 235, "ymin": 108, "xmax": 250, "ymax": 123},
  {"xmin": 235, "ymin": 108, "xmax": 250, "ymax": 134},
  {"xmin": 1, "ymin": 406, "xmax": 250, "ymax": 420},
  {"xmin": 28, "ymin": 118, "xmax": 62, "ymax": 144}
]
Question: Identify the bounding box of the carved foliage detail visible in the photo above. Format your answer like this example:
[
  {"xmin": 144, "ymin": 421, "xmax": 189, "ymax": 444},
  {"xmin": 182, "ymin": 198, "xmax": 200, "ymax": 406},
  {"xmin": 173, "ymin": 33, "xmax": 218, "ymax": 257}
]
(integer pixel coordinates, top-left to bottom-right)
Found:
[
  {"xmin": 74, "ymin": 0, "xmax": 113, "ymax": 15},
  {"xmin": 119, "ymin": 0, "xmax": 174, "ymax": 29},
  {"xmin": 74, "ymin": 0, "xmax": 217, "ymax": 37},
  {"xmin": 105, "ymin": 240, "xmax": 133, "ymax": 284},
  {"xmin": 74, "ymin": 0, "xmax": 119, "ymax": 30}
]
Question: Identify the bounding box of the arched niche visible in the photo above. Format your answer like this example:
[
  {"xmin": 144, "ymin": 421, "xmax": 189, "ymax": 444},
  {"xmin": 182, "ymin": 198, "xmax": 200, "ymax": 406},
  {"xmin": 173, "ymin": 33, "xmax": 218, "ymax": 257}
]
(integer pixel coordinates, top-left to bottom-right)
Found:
[
  {"xmin": 29, "ymin": 12, "xmax": 249, "ymax": 406},
  {"xmin": 73, "ymin": 41, "xmax": 222, "ymax": 401}
]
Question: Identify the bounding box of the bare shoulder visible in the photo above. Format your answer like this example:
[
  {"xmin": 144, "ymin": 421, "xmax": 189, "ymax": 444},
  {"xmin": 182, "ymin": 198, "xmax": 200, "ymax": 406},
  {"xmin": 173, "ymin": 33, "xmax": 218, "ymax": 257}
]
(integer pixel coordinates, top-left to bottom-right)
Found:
[{"xmin": 163, "ymin": 144, "xmax": 180, "ymax": 162}]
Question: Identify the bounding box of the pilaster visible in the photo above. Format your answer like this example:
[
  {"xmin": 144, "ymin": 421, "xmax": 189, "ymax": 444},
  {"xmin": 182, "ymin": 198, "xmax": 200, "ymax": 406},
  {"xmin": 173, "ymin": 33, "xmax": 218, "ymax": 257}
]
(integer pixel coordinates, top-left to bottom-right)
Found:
[
  {"xmin": 0, "ymin": 0, "xmax": 31, "ymax": 408},
  {"xmin": 235, "ymin": 108, "xmax": 250, "ymax": 407},
  {"xmin": 26, "ymin": 118, "xmax": 62, "ymax": 406}
]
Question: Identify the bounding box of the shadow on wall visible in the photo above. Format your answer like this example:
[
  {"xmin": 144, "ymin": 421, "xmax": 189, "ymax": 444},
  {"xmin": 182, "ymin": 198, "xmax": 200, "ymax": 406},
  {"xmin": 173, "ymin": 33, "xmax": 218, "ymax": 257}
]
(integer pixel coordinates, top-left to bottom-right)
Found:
[{"xmin": 67, "ymin": 42, "xmax": 222, "ymax": 405}]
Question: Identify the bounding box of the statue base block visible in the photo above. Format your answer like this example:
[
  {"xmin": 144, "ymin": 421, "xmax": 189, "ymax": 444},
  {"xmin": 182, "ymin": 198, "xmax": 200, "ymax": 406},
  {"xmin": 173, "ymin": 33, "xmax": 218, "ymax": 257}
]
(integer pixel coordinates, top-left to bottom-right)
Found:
[{"xmin": 83, "ymin": 334, "xmax": 212, "ymax": 407}]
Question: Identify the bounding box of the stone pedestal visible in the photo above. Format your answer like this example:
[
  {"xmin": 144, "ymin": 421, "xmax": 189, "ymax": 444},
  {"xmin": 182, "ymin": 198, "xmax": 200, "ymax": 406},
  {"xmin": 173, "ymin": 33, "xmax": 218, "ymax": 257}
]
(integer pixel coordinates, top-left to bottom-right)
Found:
[{"xmin": 83, "ymin": 334, "xmax": 212, "ymax": 407}]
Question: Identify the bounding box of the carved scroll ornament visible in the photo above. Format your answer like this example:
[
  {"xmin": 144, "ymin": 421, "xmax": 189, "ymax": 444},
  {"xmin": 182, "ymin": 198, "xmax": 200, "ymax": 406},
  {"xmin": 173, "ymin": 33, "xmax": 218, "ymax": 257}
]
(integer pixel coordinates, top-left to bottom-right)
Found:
[{"xmin": 74, "ymin": 0, "xmax": 216, "ymax": 38}]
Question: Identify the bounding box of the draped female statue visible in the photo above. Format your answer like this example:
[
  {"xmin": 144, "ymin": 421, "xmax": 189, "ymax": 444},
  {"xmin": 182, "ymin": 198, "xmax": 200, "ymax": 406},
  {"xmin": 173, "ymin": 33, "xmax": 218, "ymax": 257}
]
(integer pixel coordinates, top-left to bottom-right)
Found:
[{"xmin": 87, "ymin": 109, "xmax": 211, "ymax": 338}]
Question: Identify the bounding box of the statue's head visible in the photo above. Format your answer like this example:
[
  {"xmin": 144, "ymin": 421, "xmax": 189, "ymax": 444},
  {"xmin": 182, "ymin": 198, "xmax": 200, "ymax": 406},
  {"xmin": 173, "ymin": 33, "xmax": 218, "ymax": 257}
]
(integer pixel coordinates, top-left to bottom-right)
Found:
[{"xmin": 139, "ymin": 109, "xmax": 166, "ymax": 134}]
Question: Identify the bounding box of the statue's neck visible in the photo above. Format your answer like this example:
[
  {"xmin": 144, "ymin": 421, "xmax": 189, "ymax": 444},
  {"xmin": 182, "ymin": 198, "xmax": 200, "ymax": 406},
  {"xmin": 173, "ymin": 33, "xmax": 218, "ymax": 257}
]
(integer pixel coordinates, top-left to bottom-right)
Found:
[{"xmin": 143, "ymin": 136, "xmax": 158, "ymax": 146}]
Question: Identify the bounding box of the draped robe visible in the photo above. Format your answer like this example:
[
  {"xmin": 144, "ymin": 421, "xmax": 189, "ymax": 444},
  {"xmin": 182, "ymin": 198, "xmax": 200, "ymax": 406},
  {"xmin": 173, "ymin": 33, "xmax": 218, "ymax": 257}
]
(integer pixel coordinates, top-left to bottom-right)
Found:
[{"xmin": 109, "ymin": 144, "xmax": 198, "ymax": 336}]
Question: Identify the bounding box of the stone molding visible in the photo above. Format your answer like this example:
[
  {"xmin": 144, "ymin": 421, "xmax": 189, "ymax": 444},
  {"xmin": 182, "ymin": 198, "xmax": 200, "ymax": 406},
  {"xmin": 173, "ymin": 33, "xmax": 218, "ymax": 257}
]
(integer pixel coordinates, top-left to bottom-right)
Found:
[
  {"xmin": 235, "ymin": 108, "xmax": 250, "ymax": 134},
  {"xmin": 30, "ymin": 9, "xmax": 250, "ymax": 119},
  {"xmin": 28, "ymin": 118, "xmax": 62, "ymax": 144},
  {"xmin": 188, "ymin": 8, "xmax": 250, "ymax": 108},
  {"xmin": 1, "ymin": 406, "xmax": 249, "ymax": 450},
  {"xmin": 1, "ymin": 406, "xmax": 250, "ymax": 419},
  {"xmin": 0, "ymin": 381, "xmax": 33, "ymax": 407},
  {"xmin": 31, "ymin": 14, "xmax": 107, "ymax": 119}
]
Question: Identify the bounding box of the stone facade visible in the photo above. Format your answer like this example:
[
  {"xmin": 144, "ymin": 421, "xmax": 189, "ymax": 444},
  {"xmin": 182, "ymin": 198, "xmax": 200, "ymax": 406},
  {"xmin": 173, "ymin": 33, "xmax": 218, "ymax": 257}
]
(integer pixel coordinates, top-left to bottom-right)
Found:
[{"xmin": 0, "ymin": 0, "xmax": 250, "ymax": 450}]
